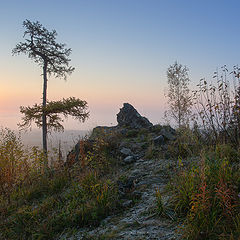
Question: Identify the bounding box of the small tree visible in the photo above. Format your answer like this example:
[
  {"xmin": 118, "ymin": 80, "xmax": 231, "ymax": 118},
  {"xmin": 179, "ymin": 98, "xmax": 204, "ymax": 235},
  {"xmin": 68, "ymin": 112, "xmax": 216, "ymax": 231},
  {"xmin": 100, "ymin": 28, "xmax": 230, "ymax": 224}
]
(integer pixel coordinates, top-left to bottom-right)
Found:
[
  {"xmin": 13, "ymin": 20, "xmax": 89, "ymax": 162},
  {"xmin": 166, "ymin": 61, "xmax": 192, "ymax": 128}
]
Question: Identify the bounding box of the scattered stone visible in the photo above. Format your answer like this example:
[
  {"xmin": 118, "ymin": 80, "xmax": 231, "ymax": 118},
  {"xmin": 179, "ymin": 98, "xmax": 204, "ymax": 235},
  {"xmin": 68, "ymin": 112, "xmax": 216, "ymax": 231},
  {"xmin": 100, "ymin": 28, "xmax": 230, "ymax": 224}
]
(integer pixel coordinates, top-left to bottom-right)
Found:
[
  {"xmin": 130, "ymin": 169, "xmax": 142, "ymax": 177},
  {"xmin": 117, "ymin": 103, "xmax": 153, "ymax": 129},
  {"xmin": 153, "ymin": 135, "xmax": 165, "ymax": 146},
  {"xmin": 118, "ymin": 177, "xmax": 136, "ymax": 194},
  {"xmin": 132, "ymin": 153, "xmax": 142, "ymax": 160},
  {"xmin": 122, "ymin": 199, "xmax": 133, "ymax": 208},
  {"xmin": 123, "ymin": 156, "xmax": 135, "ymax": 164},
  {"xmin": 160, "ymin": 127, "xmax": 176, "ymax": 141},
  {"xmin": 120, "ymin": 147, "xmax": 133, "ymax": 157}
]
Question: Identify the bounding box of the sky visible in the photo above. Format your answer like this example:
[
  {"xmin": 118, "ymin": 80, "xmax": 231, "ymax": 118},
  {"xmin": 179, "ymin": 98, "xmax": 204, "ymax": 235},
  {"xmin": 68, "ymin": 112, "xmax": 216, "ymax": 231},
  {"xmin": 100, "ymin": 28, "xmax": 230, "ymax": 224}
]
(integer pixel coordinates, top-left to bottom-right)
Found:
[{"xmin": 1, "ymin": 0, "xmax": 240, "ymax": 131}]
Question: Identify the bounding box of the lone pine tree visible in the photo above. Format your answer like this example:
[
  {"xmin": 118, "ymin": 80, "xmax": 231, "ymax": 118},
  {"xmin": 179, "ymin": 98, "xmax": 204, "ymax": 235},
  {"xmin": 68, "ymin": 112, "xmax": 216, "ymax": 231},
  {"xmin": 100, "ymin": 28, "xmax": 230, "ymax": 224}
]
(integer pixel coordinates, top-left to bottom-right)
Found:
[{"xmin": 13, "ymin": 20, "xmax": 89, "ymax": 163}]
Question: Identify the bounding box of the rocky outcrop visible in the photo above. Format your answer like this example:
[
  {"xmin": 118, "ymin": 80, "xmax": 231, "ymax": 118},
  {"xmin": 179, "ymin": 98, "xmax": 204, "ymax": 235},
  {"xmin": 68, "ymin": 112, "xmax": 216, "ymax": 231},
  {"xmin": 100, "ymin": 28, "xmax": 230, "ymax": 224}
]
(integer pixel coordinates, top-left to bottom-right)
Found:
[
  {"xmin": 90, "ymin": 103, "xmax": 152, "ymax": 140},
  {"xmin": 64, "ymin": 105, "xmax": 180, "ymax": 239},
  {"xmin": 117, "ymin": 103, "xmax": 153, "ymax": 129},
  {"xmin": 66, "ymin": 104, "xmax": 176, "ymax": 167}
]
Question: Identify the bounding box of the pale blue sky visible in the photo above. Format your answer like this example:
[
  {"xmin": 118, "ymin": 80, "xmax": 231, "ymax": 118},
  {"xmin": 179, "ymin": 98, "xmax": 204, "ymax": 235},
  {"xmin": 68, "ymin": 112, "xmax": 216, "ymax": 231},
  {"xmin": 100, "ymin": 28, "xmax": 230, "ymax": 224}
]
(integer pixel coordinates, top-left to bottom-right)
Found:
[{"xmin": 0, "ymin": 0, "xmax": 240, "ymax": 130}]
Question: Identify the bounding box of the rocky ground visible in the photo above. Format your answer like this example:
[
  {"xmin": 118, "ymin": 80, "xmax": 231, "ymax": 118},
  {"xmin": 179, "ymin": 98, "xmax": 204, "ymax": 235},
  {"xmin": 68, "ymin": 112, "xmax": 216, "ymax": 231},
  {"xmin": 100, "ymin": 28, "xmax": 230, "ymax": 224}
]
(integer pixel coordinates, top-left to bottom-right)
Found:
[
  {"xmin": 78, "ymin": 161, "xmax": 179, "ymax": 240},
  {"xmin": 61, "ymin": 103, "xmax": 182, "ymax": 240},
  {"xmin": 63, "ymin": 137, "xmax": 180, "ymax": 239}
]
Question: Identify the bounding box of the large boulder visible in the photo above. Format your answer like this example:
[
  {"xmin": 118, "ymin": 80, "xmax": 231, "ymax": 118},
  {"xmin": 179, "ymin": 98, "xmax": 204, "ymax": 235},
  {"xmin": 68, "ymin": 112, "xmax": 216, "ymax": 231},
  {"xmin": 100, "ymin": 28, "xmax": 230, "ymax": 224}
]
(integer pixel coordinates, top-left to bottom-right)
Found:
[{"xmin": 117, "ymin": 103, "xmax": 153, "ymax": 129}]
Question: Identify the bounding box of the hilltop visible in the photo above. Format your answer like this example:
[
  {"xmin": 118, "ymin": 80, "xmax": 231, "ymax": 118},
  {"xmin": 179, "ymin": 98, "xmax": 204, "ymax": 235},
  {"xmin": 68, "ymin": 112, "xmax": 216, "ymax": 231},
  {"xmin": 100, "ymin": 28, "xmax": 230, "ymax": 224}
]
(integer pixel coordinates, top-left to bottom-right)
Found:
[
  {"xmin": 0, "ymin": 103, "xmax": 239, "ymax": 240},
  {"xmin": 62, "ymin": 103, "xmax": 180, "ymax": 239}
]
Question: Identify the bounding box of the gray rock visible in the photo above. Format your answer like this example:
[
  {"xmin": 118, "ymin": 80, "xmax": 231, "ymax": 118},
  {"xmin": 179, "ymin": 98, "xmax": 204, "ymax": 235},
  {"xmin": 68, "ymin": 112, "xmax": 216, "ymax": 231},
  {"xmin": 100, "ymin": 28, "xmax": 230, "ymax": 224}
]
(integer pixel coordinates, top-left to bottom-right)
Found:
[
  {"xmin": 123, "ymin": 156, "xmax": 135, "ymax": 164},
  {"xmin": 160, "ymin": 127, "xmax": 176, "ymax": 141},
  {"xmin": 132, "ymin": 153, "xmax": 142, "ymax": 160},
  {"xmin": 132, "ymin": 191, "xmax": 142, "ymax": 199},
  {"xmin": 122, "ymin": 199, "xmax": 133, "ymax": 208},
  {"xmin": 117, "ymin": 103, "xmax": 153, "ymax": 129},
  {"xmin": 153, "ymin": 135, "xmax": 165, "ymax": 146},
  {"xmin": 120, "ymin": 147, "xmax": 133, "ymax": 156},
  {"xmin": 117, "ymin": 177, "xmax": 136, "ymax": 193},
  {"xmin": 90, "ymin": 126, "xmax": 117, "ymax": 139}
]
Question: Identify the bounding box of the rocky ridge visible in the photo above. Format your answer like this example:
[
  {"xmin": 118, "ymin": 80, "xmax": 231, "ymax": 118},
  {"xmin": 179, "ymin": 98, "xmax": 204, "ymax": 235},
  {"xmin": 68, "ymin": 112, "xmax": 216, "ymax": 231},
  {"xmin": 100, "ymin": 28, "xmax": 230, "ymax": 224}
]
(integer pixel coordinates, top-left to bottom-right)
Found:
[{"xmin": 64, "ymin": 103, "xmax": 180, "ymax": 240}]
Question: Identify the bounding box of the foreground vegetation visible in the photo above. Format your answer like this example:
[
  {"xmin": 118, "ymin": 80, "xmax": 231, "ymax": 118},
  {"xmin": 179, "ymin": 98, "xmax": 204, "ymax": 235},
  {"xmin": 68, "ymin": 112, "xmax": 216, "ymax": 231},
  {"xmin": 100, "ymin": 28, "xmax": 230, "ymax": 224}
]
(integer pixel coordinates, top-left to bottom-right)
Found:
[
  {"xmin": 1, "ymin": 64, "xmax": 240, "ymax": 239},
  {"xmin": 0, "ymin": 128, "xmax": 119, "ymax": 239},
  {"xmin": 160, "ymin": 66, "xmax": 240, "ymax": 239},
  {"xmin": 167, "ymin": 143, "xmax": 240, "ymax": 239}
]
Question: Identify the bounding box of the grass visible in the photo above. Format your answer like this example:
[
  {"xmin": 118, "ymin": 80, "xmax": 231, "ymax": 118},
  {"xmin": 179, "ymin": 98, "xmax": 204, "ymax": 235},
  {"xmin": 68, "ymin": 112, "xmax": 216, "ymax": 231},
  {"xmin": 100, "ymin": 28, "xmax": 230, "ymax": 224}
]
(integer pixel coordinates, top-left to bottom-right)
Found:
[
  {"xmin": 155, "ymin": 187, "xmax": 164, "ymax": 215},
  {"xmin": 151, "ymin": 122, "xmax": 240, "ymax": 239},
  {"xmin": 0, "ymin": 128, "xmax": 120, "ymax": 240},
  {"xmin": 168, "ymin": 145, "xmax": 240, "ymax": 239},
  {"xmin": 1, "ymin": 175, "xmax": 118, "ymax": 239},
  {"xmin": 2, "ymin": 115, "xmax": 240, "ymax": 240}
]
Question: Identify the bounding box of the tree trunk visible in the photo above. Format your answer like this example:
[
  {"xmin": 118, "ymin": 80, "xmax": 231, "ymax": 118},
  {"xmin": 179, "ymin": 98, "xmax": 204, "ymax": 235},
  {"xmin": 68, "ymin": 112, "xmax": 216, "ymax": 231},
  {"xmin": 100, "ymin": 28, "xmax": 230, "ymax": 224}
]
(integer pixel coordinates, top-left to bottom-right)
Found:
[
  {"xmin": 177, "ymin": 84, "xmax": 181, "ymax": 128},
  {"xmin": 42, "ymin": 61, "xmax": 48, "ymax": 166}
]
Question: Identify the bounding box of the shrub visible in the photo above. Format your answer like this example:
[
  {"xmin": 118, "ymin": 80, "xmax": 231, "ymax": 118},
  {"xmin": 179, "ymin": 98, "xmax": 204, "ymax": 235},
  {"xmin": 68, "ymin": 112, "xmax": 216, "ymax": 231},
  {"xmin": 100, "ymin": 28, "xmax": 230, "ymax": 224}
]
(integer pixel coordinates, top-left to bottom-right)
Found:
[
  {"xmin": 215, "ymin": 144, "xmax": 240, "ymax": 163},
  {"xmin": 169, "ymin": 164, "xmax": 200, "ymax": 216},
  {"xmin": 170, "ymin": 149, "xmax": 240, "ymax": 239},
  {"xmin": 0, "ymin": 128, "xmax": 46, "ymax": 202},
  {"xmin": 193, "ymin": 66, "xmax": 240, "ymax": 146},
  {"xmin": 167, "ymin": 126, "xmax": 202, "ymax": 159}
]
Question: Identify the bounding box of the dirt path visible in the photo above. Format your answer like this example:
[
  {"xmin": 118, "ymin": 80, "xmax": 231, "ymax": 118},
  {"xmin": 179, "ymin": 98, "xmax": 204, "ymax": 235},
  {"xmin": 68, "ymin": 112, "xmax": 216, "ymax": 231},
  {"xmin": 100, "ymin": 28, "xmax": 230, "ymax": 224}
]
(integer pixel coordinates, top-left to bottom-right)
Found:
[{"xmin": 65, "ymin": 153, "xmax": 180, "ymax": 240}]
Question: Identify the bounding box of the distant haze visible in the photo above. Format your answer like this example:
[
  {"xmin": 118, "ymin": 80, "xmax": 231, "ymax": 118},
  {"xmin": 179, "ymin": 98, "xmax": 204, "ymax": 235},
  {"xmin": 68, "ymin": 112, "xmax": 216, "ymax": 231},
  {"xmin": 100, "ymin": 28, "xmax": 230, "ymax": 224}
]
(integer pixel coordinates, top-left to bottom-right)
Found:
[
  {"xmin": 21, "ymin": 129, "xmax": 89, "ymax": 159},
  {"xmin": 1, "ymin": 1, "xmax": 240, "ymax": 130}
]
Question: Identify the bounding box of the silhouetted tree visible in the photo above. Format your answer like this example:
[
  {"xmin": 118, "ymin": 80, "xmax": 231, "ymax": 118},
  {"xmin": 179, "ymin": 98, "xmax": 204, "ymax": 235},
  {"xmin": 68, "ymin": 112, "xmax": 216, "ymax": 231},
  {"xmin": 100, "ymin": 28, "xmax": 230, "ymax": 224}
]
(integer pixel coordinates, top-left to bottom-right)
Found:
[
  {"xmin": 13, "ymin": 20, "xmax": 89, "ymax": 163},
  {"xmin": 166, "ymin": 61, "xmax": 192, "ymax": 128}
]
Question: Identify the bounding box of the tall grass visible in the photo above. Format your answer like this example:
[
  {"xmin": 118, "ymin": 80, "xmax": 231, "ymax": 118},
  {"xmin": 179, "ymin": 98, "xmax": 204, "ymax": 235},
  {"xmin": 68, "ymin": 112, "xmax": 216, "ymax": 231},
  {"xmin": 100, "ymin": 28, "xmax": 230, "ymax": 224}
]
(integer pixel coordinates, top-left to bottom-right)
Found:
[
  {"xmin": 164, "ymin": 65, "xmax": 240, "ymax": 239},
  {"xmin": 0, "ymin": 128, "xmax": 119, "ymax": 239},
  {"xmin": 169, "ymin": 148, "xmax": 240, "ymax": 239},
  {"xmin": 0, "ymin": 128, "xmax": 45, "ymax": 203},
  {"xmin": 193, "ymin": 65, "xmax": 240, "ymax": 146}
]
